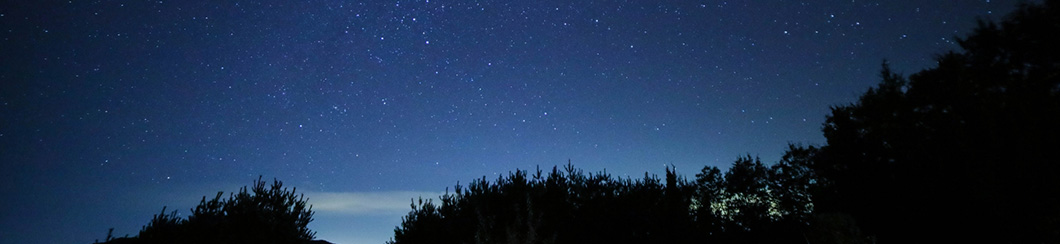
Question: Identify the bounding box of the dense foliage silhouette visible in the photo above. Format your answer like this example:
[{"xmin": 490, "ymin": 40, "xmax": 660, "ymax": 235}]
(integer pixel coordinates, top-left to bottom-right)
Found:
[
  {"xmin": 96, "ymin": 177, "xmax": 323, "ymax": 244},
  {"xmin": 390, "ymin": 1, "xmax": 1058, "ymax": 243},
  {"xmin": 388, "ymin": 161, "xmax": 820, "ymax": 244},
  {"xmin": 811, "ymin": 1, "xmax": 1060, "ymax": 242}
]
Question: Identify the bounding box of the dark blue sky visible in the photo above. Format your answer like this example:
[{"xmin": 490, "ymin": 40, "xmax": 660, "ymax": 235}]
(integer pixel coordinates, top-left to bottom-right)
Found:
[{"xmin": 0, "ymin": 1, "xmax": 1024, "ymax": 243}]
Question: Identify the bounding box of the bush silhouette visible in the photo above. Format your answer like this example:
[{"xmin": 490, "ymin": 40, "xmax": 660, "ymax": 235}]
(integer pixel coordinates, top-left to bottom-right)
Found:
[{"xmin": 97, "ymin": 177, "xmax": 322, "ymax": 244}]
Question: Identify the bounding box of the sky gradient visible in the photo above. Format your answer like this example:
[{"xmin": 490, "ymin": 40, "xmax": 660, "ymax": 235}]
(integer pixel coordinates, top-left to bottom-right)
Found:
[{"xmin": 0, "ymin": 1, "xmax": 1025, "ymax": 243}]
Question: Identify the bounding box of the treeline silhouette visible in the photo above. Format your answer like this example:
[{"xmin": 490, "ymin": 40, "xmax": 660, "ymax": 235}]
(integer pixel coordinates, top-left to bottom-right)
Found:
[
  {"xmin": 391, "ymin": 1, "xmax": 1059, "ymax": 243},
  {"xmin": 390, "ymin": 158, "xmax": 837, "ymax": 244},
  {"xmin": 96, "ymin": 177, "xmax": 324, "ymax": 244}
]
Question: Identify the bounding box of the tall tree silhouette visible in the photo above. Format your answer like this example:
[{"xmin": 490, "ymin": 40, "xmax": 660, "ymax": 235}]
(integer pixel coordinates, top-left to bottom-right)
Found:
[
  {"xmin": 693, "ymin": 164, "xmax": 725, "ymax": 237},
  {"xmin": 811, "ymin": 1, "xmax": 1060, "ymax": 242},
  {"xmin": 719, "ymin": 156, "xmax": 772, "ymax": 233},
  {"xmin": 768, "ymin": 145, "xmax": 817, "ymax": 224}
]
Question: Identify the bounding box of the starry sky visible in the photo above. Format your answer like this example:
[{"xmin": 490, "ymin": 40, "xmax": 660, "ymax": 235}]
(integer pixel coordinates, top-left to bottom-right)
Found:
[{"xmin": 0, "ymin": 1, "xmax": 1025, "ymax": 243}]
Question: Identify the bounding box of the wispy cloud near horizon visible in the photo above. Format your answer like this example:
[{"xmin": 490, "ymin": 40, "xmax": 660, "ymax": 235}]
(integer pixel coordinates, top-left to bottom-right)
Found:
[{"xmin": 304, "ymin": 191, "xmax": 446, "ymax": 216}]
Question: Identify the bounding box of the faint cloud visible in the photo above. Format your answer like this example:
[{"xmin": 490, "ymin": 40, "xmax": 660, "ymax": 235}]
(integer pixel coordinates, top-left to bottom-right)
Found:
[{"xmin": 304, "ymin": 191, "xmax": 444, "ymax": 215}]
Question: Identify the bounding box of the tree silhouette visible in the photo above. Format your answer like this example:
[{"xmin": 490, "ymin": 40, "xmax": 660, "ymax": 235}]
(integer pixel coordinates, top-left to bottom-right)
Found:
[
  {"xmin": 810, "ymin": 1, "xmax": 1060, "ymax": 242},
  {"xmin": 768, "ymin": 145, "xmax": 817, "ymax": 224},
  {"xmin": 97, "ymin": 177, "xmax": 323, "ymax": 244},
  {"xmin": 692, "ymin": 164, "xmax": 725, "ymax": 236}
]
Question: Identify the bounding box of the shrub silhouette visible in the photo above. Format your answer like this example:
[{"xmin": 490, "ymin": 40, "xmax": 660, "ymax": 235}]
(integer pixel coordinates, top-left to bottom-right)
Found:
[{"xmin": 97, "ymin": 177, "xmax": 321, "ymax": 244}]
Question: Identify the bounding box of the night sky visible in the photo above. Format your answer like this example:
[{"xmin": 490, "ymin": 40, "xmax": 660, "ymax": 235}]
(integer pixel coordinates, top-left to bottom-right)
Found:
[{"xmin": 0, "ymin": 1, "xmax": 1024, "ymax": 243}]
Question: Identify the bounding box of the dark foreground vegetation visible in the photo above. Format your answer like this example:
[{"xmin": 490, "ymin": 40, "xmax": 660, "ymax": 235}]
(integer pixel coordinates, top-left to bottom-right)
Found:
[
  {"xmin": 96, "ymin": 177, "xmax": 326, "ymax": 244},
  {"xmin": 391, "ymin": 1, "xmax": 1060, "ymax": 243}
]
